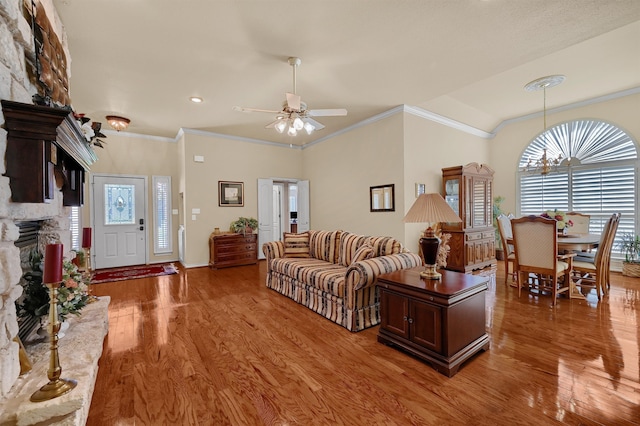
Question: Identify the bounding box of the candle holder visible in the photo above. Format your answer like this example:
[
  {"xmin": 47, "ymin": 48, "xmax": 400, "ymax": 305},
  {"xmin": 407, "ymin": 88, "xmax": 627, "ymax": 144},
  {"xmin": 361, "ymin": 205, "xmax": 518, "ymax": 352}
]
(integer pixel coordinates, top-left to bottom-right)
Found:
[{"xmin": 30, "ymin": 282, "xmax": 77, "ymax": 402}]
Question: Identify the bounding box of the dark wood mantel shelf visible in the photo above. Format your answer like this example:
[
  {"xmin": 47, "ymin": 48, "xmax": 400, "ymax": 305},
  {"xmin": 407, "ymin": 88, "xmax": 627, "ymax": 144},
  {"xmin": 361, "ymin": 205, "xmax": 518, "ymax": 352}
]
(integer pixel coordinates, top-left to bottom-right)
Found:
[{"xmin": 1, "ymin": 100, "xmax": 96, "ymax": 205}]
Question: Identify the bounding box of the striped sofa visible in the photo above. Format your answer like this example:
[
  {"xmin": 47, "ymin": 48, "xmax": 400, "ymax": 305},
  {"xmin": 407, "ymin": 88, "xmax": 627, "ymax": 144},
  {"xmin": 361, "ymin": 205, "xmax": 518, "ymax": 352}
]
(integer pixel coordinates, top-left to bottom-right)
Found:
[{"xmin": 262, "ymin": 230, "xmax": 422, "ymax": 332}]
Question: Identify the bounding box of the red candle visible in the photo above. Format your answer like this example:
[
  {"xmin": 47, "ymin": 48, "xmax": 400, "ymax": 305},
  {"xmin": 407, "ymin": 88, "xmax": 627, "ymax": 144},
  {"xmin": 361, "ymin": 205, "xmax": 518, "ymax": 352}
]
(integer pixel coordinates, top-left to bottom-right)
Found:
[
  {"xmin": 43, "ymin": 243, "xmax": 63, "ymax": 284},
  {"xmin": 82, "ymin": 227, "xmax": 92, "ymax": 248}
]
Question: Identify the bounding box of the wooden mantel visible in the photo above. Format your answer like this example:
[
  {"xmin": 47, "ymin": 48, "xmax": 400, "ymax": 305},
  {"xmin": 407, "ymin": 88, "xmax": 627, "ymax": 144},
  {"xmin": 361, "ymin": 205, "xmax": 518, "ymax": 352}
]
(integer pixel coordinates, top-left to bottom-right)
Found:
[{"xmin": 1, "ymin": 100, "xmax": 97, "ymax": 206}]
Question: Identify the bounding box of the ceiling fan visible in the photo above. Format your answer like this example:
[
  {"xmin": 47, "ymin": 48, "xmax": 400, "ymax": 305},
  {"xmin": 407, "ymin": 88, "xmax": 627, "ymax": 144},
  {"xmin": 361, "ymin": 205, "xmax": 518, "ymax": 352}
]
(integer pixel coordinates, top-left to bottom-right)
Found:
[{"xmin": 233, "ymin": 57, "xmax": 347, "ymax": 136}]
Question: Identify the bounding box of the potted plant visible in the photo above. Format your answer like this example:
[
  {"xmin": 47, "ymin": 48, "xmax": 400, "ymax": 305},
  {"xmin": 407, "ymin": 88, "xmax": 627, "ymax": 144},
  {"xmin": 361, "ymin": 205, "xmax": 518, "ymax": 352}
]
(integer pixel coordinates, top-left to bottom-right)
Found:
[
  {"xmin": 493, "ymin": 196, "xmax": 505, "ymax": 260},
  {"xmin": 618, "ymin": 232, "xmax": 640, "ymax": 277},
  {"xmin": 230, "ymin": 217, "xmax": 258, "ymax": 235}
]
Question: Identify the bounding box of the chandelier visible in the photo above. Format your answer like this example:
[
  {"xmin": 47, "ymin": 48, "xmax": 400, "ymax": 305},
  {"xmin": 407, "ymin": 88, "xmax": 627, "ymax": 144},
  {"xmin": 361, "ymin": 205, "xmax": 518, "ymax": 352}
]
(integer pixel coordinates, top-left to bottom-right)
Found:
[{"xmin": 522, "ymin": 75, "xmax": 565, "ymax": 175}]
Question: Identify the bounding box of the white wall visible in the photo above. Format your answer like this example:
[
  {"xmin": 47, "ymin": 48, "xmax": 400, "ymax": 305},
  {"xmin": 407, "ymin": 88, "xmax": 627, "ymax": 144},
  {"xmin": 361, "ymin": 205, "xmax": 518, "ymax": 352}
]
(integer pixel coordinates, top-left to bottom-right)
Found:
[
  {"xmin": 181, "ymin": 132, "xmax": 302, "ymax": 266},
  {"xmin": 302, "ymin": 114, "xmax": 406, "ymax": 240}
]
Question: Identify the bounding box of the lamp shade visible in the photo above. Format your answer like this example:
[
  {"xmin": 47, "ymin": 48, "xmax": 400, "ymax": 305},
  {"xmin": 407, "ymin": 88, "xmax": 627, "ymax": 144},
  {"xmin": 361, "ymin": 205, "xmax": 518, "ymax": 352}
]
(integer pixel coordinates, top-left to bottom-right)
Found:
[{"xmin": 403, "ymin": 193, "xmax": 462, "ymax": 224}]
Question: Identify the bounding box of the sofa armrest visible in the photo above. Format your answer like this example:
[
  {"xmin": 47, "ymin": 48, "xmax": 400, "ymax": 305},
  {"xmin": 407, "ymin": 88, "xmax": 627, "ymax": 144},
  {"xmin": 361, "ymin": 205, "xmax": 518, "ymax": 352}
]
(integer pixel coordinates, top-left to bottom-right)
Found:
[
  {"xmin": 262, "ymin": 241, "xmax": 285, "ymax": 264},
  {"xmin": 346, "ymin": 252, "xmax": 422, "ymax": 291}
]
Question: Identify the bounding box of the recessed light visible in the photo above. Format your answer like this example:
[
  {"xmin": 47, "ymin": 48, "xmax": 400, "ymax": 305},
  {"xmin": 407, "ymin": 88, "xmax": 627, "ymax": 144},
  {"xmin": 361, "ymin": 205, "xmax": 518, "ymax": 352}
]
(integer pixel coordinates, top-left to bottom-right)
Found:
[{"xmin": 190, "ymin": 97, "xmax": 203, "ymax": 103}]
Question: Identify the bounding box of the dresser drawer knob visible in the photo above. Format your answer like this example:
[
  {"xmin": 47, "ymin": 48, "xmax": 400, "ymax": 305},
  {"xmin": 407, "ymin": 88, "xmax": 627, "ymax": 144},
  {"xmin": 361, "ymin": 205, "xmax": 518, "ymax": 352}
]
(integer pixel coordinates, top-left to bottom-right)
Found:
[{"xmin": 403, "ymin": 316, "xmax": 408, "ymax": 322}]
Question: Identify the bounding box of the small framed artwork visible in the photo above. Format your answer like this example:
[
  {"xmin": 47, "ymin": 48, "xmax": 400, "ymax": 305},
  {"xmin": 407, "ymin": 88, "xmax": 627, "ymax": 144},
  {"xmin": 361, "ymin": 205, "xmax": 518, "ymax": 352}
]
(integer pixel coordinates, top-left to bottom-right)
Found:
[
  {"xmin": 370, "ymin": 184, "xmax": 395, "ymax": 212},
  {"xmin": 218, "ymin": 181, "xmax": 244, "ymax": 207},
  {"xmin": 415, "ymin": 183, "xmax": 426, "ymax": 198}
]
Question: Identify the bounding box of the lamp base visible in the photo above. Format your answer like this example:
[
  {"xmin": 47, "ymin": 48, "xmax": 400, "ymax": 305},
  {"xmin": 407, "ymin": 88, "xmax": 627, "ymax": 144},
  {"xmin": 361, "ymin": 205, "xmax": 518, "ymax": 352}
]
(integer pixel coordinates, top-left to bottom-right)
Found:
[
  {"xmin": 420, "ymin": 264, "xmax": 442, "ymax": 280},
  {"xmin": 419, "ymin": 231, "xmax": 441, "ymax": 280}
]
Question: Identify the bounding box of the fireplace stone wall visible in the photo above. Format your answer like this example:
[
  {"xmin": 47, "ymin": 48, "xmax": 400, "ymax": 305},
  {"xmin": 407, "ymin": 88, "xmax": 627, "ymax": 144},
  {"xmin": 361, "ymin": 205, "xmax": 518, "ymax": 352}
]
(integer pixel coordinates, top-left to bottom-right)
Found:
[{"xmin": 0, "ymin": 0, "xmax": 72, "ymax": 398}]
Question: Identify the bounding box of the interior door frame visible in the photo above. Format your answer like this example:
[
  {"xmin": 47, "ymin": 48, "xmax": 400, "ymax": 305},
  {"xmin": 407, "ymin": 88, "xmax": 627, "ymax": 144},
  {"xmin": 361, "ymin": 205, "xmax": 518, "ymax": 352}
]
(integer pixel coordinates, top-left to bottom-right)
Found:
[{"xmin": 90, "ymin": 173, "xmax": 149, "ymax": 268}]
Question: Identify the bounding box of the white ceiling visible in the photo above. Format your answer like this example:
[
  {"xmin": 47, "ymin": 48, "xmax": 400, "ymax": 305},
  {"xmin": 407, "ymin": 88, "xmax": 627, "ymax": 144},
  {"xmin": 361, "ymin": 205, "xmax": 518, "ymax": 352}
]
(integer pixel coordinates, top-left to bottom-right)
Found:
[{"xmin": 52, "ymin": 0, "xmax": 640, "ymax": 146}]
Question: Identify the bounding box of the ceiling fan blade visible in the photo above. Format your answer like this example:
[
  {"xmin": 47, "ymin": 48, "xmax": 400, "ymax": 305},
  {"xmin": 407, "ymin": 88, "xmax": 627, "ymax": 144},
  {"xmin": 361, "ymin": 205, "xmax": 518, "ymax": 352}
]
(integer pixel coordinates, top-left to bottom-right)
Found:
[
  {"xmin": 303, "ymin": 117, "xmax": 325, "ymax": 130},
  {"xmin": 308, "ymin": 108, "xmax": 348, "ymax": 117},
  {"xmin": 233, "ymin": 106, "xmax": 282, "ymax": 114},
  {"xmin": 286, "ymin": 92, "xmax": 301, "ymax": 111}
]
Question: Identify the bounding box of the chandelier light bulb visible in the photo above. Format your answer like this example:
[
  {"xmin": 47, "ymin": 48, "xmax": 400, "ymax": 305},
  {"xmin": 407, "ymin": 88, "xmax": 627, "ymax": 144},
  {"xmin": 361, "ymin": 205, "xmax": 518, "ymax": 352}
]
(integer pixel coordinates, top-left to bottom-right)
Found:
[{"xmin": 287, "ymin": 126, "xmax": 297, "ymax": 136}]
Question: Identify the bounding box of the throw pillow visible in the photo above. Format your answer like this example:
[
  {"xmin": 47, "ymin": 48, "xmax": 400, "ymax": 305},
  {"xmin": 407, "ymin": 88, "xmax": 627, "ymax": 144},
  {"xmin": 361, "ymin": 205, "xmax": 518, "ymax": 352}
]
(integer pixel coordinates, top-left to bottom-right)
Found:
[
  {"xmin": 283, "ymin": 232, "xmax": 310, "ymax": 258},
  {"xmin": 351, "ymin": 243, "xmax": 374, "ymax": 264}
]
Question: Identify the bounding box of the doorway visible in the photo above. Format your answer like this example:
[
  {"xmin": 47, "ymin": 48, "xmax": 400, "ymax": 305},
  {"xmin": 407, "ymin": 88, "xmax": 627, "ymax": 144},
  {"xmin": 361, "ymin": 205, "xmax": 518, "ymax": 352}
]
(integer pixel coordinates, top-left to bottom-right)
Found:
[
  {"xmin": 92, "ymin": 174, "xmax": 148, "ymax": 269},
  {"xmin": 257, "ymin": 178, "xmax": 309, "ymax": 259}
]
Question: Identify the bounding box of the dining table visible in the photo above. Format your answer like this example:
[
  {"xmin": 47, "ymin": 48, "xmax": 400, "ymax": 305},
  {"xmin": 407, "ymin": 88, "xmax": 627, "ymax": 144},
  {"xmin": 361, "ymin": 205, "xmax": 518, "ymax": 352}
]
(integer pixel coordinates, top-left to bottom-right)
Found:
[
  {"xmin": 506, "ymin": 233, "xmax": 601, "ymax": 301},
  {"xmin": 557, "ymin": 233, "xmax": 601, "ymax": 252}
]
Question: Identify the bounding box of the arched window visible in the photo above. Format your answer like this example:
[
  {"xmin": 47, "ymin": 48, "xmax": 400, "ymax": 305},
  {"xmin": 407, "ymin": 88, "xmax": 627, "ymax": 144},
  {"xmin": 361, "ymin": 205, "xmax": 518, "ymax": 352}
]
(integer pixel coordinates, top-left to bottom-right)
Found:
[{"xmin": 518, "ymin": 119, "xmax": 638, "ymax": 258}]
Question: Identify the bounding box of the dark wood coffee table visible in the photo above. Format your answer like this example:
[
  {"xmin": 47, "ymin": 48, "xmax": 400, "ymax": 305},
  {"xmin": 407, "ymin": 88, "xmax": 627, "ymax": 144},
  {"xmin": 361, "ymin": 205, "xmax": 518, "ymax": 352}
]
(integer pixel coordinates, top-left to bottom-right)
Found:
[{"xmin": 377, "ymin": 267, "xmax": 490, "ymax": 377}]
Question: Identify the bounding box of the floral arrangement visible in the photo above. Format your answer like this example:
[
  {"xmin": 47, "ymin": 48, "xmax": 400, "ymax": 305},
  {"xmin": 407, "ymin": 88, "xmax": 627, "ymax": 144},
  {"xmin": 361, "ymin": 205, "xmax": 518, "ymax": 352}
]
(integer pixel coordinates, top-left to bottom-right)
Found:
[
  {"xmin": 230, "ymin": 217, "xmax": 258, "ymax": 234},
  {"xmin": 18, "ymin": 251, "xmax": 90, "ymax": 321},
  {"xmin": 73, "ymin": 113, "xmax": 107, "ymax": 148},
  {"xmin": 541, "ymin": 209, "xmax": 574, "ymax": 230}
]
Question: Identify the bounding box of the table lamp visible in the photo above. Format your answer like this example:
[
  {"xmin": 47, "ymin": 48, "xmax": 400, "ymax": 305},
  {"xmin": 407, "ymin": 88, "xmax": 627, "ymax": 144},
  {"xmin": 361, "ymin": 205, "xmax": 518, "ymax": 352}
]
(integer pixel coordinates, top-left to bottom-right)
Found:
[{"xmin": 403, "ymin": 193, "xmax": 462, "ymax": 279}]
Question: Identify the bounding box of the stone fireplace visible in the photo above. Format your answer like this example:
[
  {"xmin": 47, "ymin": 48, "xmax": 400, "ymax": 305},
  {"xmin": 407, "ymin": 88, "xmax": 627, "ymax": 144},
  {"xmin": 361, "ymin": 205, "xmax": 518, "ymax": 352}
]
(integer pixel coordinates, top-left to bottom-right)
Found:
[{"xmin": 0, "ymin": 0, "xmax": 76, "ymax": 399}]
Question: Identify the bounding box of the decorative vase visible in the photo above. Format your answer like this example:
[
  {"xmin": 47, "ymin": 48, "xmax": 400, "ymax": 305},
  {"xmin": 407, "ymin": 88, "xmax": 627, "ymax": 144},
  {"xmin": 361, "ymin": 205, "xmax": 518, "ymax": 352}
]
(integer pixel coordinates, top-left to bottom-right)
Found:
[{"xmin": 36, "ymin": 319, "xmax": 69, "ymax": 340}]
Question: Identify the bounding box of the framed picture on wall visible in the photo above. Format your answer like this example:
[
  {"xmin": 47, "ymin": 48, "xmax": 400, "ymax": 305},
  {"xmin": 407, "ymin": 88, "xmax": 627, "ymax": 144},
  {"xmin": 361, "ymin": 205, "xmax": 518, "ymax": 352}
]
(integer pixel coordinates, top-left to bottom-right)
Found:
[
  {"xmin": 219, "ymin": 181, "xmax": 244, "ymax": 206},
  {"xmin": 370, "ymin": 184, "xmax": 395, "ymax": 212}
]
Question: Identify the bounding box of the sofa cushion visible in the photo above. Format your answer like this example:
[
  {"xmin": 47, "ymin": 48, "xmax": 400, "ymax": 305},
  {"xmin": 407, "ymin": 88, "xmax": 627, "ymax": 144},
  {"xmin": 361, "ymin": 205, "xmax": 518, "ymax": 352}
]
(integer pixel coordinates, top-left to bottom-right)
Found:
[
  {"xmin": 271, "ymin": 257, "xmax": 346, "ymax": 297},
  {"xmin": 309, "ymin": 230, "xmax": 342, "ymax": 263},
  {"xmin": 351, "ymin": 243, "xmax": 374, "ymax": 264},
  {"xmin": 367, "ymin": 236, "xmax": 403, "ymax": 257},
  {"xmin": 338, "ymin": 232, "xmax": 369, "ymax": 266},
  {"xmin": 283, "ymin": 231, "xmax": 310, "ymax": 258}
]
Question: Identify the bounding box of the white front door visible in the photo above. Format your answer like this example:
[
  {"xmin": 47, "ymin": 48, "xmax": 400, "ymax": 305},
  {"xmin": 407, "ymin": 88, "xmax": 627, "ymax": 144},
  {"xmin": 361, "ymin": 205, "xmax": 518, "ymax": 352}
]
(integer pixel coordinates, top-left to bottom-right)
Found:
[{"xmin": 92, "ymin": 175, "xmax": 147, "ymax": 269}]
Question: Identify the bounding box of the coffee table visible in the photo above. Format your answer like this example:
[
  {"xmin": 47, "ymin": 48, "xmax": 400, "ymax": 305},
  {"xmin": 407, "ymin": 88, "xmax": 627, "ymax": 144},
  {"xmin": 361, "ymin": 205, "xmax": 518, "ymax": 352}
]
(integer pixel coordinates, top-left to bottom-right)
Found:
[{"xmin": 377, "ymin": 267, "xmax": 490, "ymax": 377}]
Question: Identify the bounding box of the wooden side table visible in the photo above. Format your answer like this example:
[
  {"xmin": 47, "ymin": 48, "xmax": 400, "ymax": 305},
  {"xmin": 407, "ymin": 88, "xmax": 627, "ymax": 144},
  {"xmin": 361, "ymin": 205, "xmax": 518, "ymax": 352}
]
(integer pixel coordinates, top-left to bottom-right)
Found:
[{"xmin": 377, "ymin": 267, "xmax": 490, "ymax": 377}]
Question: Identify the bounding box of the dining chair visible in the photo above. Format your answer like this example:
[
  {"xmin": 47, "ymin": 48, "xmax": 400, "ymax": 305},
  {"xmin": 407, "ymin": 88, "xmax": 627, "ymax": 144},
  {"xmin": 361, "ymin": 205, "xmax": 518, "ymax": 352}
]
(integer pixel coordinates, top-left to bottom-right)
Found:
[
  {"xmin": 511, "ymin": 215, "xmax": 574, "ymax": 306},
  {"xmin": 496, "ymin": 213, "xmax": 516, "ymax": 286},
  {"xmin": 573, "ymin": 213, "xmax": 620, "ymax": 299},
  {"xmin": 567, "ymin": 211, "xmax": 591, "ymax": 234}
]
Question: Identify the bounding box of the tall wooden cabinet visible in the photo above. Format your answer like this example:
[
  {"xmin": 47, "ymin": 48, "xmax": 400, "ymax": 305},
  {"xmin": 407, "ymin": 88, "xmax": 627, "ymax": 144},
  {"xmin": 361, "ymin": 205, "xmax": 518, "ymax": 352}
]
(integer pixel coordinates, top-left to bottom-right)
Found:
[{"xmin": 441, "ymin": 163, "xmax": 496, "ymax": 273}]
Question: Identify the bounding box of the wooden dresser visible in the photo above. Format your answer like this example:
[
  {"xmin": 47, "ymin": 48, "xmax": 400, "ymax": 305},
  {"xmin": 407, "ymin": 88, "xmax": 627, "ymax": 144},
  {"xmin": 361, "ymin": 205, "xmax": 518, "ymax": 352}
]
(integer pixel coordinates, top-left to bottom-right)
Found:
[{"xmin": 208, "ymin": 232, "xmax": 258, "ymax": 269}]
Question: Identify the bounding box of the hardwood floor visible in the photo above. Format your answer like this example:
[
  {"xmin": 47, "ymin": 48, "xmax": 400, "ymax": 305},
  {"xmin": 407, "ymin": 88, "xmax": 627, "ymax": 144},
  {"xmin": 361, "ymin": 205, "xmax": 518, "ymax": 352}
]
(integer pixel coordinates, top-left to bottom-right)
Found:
[{"xmin": 87, "ymin": 262, "xmax": 640, "ymax": 425}]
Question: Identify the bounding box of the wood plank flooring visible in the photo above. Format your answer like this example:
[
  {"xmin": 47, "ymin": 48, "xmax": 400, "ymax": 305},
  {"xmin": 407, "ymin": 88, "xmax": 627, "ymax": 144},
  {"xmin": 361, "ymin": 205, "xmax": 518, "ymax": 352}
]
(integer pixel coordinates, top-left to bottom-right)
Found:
[{"xmin": 87, "ymin": 262, "xmax": 640, "ymax": 425}]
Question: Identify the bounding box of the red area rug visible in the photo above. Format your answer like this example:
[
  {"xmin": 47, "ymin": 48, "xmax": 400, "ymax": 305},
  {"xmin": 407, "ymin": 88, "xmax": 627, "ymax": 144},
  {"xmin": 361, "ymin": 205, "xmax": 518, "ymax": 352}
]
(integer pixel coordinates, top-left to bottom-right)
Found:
[{"xmin": 91, "ymin": 263, "xmax": 178, "ymax": 284}]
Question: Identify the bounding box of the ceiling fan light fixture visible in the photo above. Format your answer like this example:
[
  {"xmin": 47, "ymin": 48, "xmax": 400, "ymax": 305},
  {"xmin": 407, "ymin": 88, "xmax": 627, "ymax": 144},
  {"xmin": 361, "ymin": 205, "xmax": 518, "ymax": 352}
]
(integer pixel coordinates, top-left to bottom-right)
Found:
[
  {"xmin": 287, "ymin": 125, "xmax": 297, "ymax": 136},
  {"xmin": 292, "ymin": 116, "xmax": 304, "ymax": 131},
  {"xmin": 274, "ymin": 120, "xmax": 287, "ymax": 133},
  {"xmin": 303, "ymin": 121, "xmax": 315, "ymax": 135},
  {"xmin": 106, "ymin": 115, "xmax": 130, "ymax": 132}
]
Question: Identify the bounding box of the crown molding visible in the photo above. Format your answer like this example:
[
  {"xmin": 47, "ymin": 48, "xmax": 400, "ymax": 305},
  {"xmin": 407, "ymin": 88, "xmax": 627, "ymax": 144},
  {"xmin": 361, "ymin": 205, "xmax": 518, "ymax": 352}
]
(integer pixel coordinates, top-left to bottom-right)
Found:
[
  {"xmin": 102, "ymin": 129, "xmax": 177, "ymax": 143},
  {"xmin": 491, "ymin": 86, "xmax": 640, "ymax": 135},
  {"xmin": 180, "ymin": 127, "xmax": 302, "ymax": 149},
  {"xmin": 128, "ymin": 86, "xmax": 640, "ymax": 147},
  {"xmin": 402, "ymin": 105, "xmax": 493, "ymax": 139}
]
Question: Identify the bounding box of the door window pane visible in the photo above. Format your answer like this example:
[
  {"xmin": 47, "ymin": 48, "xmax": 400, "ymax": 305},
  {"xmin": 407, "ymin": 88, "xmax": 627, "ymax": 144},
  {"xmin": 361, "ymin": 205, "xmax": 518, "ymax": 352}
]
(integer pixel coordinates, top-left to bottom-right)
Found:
[{"xmin": 104, "ymin": 184, "xmax": 136, "ymax": 225}]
